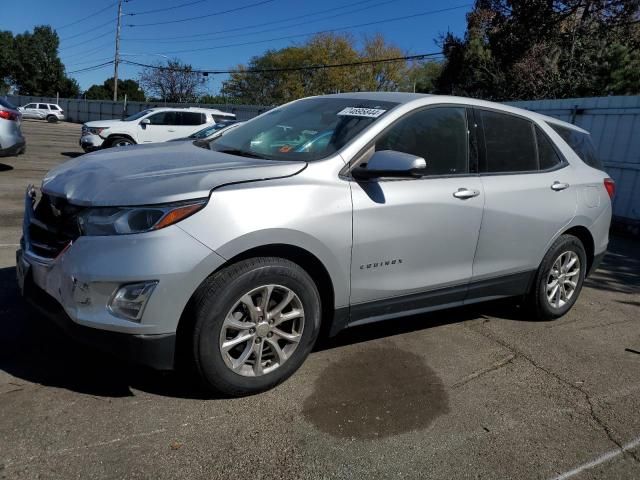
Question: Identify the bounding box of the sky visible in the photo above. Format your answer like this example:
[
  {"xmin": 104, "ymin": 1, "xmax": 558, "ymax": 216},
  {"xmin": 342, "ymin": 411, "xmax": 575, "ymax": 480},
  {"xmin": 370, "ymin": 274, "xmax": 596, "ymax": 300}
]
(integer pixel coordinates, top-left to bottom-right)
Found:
[{"xmin": 3, "ymin": 0, "xmax": 471, "ymax": 94}]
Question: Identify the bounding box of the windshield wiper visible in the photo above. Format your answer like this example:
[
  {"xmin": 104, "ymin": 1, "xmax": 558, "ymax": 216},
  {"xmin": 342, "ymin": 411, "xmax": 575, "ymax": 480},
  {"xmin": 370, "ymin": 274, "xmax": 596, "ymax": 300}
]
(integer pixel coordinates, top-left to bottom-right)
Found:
[{"xmin": 215, "ymin": 148, "xmax": 270, "ymax": 160}]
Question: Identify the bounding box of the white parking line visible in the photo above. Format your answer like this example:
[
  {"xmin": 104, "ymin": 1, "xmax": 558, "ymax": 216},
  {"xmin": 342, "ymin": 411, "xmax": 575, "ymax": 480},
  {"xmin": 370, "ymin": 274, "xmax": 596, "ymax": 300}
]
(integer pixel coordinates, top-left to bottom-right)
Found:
[
  {"xmin": 550, "ymin": 435, "xmax": 640, "ymax": 480},
  {"xmin": 0, "ymin": 244, "xmax": 20, "ymax": 247}
]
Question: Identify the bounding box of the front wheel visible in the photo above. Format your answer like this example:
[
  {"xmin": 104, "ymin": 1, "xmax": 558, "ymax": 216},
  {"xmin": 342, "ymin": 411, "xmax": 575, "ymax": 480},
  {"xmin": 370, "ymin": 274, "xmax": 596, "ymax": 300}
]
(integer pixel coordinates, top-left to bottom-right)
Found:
[
  {"xmin": 527, "ymin": 234, "xmax": 587, "ymax": 320},
  {"xmin": 107, "ymin": 136, "xmax": 135, "ymax": 148},
  {"xmin": 189, "ymin": 257, "xmax": 321, "ymax": 396}
]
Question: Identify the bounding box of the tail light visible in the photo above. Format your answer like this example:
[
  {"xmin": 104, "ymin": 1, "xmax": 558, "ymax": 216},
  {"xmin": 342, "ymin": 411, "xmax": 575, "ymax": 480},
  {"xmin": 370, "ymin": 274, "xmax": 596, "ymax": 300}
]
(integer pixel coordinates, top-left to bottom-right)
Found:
[
  {"xmin": 0, "ymin": 110, "xmax": 19, "ymax": 121},
  {"xmin": 604, "ymin": 178, "xmax": 615, "ymax": 199}
]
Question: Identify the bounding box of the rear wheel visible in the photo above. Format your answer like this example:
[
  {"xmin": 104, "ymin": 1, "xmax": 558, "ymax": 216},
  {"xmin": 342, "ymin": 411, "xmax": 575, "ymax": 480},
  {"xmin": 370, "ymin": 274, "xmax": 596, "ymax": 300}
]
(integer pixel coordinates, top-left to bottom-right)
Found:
[
  {"xmin": 527, "ymin": 234, "xmax": 587, "ymax": 320},
  {"xmin": 46, "ymin": 115, "xmax": 58, "ymax": 123},
  {"xmin": 189, "ymin": 257, "xmax": 321, "ymax": 396}
]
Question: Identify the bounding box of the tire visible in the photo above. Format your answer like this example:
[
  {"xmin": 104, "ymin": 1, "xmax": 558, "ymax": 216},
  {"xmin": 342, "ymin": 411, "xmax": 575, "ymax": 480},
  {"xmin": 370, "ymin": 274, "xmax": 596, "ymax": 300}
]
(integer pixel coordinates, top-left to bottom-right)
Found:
[
  {"xmin": 46, "ymin": 115, "xmax": 58, "ymax": 123},
  {"xmin": 527, "ymin": 234, "xmax": 587, "ymax": 320},
  {"xmin": 107, "ymin": 136, "xmax": 135, "ymax": 148},
  {"xmin": 189, "ymin": 257, "xmax": 321, "ymax": 396}
]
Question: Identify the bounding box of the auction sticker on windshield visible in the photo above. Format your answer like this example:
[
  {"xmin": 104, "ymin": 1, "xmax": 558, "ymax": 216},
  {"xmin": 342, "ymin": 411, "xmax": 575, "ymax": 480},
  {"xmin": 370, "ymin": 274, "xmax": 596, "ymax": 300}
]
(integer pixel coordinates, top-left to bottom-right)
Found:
[{"xmin": 337, "ymin": 107, "xmax": 387, "ymax": 118}]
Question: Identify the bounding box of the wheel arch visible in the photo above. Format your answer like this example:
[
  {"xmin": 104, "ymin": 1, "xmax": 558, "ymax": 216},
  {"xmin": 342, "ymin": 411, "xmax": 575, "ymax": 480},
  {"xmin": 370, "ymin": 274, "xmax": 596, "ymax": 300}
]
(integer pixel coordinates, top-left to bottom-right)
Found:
[
  {"xmin": 562, "ymin": 225, "xmax": 595, "ymax": 273},
  {"xmin": 105, "ymin": 133, "xmax": 136, "ymax": 146},
  {"xmin": 175, "ymin": 243, "xmax": 338, "ymax": 368}
]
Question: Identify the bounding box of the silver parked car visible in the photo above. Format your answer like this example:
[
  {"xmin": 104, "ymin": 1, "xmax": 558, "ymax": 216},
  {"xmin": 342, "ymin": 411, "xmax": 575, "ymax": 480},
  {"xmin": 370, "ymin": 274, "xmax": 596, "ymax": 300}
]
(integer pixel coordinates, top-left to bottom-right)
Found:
[
  {"xmin": 18, "ymin": 102, "xmax": 65, "ymax": 122},
  {"xmin": 17, "ymin": 93, "xmax": 613, "ymax": 396},
  {"xmin": 0, "ymin": 98, "xmax": 26, "ymax": 157}
]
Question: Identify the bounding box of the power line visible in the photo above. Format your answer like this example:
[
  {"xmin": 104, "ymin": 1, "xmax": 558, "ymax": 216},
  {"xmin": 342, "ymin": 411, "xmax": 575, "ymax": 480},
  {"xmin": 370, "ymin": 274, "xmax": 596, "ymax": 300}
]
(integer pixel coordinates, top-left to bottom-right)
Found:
[
  {"xmin": 59, "ymin": 19, "xmax": 115, "ymax": 42},
  {"xmin": 67, "ymin": 60, "xmax": 115, "ymax": 75},
  {"xmin": 144, "ymin": 5, "xmax": 471, "ymax": 55},
  {"xmin": 64, "ymin": 56, "xmax": 114, "ymax": 68},
  {"xmin": 127, "ymin": 0, "xmax": 276, "ymax": 27},
  {"xmin": 122, "ymin": 0, "xmax": 388, "ymax": 41},
  {"xmin": 125, "ymin": 0, "xmax": 398, "ymax": 44},
  {"xmin": 126, "ymin": 0, "xmax": 208, "ymax": 16},
  {"xmin": 121, "ymin": 52, "xmax": 444, "ymax": 75},
  {"xmin": 56, "ymin": 1, "xmax": 117, "ymax": 30},
  {"xmin": 61, "ymin": 34, "xmax": 115, "ymax": 53}
]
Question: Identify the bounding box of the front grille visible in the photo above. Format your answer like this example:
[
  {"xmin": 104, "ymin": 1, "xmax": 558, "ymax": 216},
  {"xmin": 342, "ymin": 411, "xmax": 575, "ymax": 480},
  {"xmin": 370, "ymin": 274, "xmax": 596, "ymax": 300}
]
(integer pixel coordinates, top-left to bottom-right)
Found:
[{"xmin": 28, "ymin": 194, "xmax": 84, "ymax": 258}]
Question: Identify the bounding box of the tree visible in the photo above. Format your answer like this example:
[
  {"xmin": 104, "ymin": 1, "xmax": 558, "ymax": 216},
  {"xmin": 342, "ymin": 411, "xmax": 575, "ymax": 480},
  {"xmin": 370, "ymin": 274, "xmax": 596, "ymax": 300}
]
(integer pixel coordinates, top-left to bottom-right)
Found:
[
  {"xmin": 222, "ymin": 33, "xmax": 412, "ymax": 105},
  {"xmin": 85, "ymin": 77, "xmax": 145, "ymax": 101},
  {"xmin": 13, "ymin": 26, "xmax": 68, "ymax": 96},
  {"xmin": 437, "ymin": 0, "xmax": 640, "ymax": 100},
  {"xmin": 406, "ymin": 61, "xmax": 443, "ymax": 93},
  {"xmin": 0, "ymin": 31, "xmax": 16, "ymax": 94},
  {"xmin": 139, "ymin": 59, "xmax": 204, "ymax": 103}
]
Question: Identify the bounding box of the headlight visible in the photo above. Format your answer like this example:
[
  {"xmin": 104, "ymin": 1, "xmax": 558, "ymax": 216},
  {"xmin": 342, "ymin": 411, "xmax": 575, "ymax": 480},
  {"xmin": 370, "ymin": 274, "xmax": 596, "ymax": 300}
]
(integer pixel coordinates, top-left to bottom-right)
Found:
[
  {"xmin": 78, "ymin": 200, "xmax": 206, "ymax": 236},
  {"xmin": 88, "ymin": 127, "xmax": 107, "ymax": 135}
]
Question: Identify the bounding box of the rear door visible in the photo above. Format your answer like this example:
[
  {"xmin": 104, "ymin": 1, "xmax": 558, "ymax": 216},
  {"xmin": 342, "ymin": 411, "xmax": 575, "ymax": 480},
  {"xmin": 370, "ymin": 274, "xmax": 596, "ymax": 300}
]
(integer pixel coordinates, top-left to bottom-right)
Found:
[
  {"xmin": 350, "ymin": 105, "xmax": 484, "ymax": 321},
  {"xmin": 37, "ymin": 104, "xmax": 49, "ymax": 119},
  {"xmin": 469, "ymin": 108, "xmax": 577, "ymax": 295}
]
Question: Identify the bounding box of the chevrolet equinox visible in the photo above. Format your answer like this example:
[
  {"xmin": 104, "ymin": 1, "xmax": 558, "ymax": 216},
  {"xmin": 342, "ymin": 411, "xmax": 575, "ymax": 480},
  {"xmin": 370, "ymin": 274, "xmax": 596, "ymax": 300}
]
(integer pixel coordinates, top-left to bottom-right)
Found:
[{"xmin": 17, "ymin": 93, "xmax": 613, "ymax": 396}]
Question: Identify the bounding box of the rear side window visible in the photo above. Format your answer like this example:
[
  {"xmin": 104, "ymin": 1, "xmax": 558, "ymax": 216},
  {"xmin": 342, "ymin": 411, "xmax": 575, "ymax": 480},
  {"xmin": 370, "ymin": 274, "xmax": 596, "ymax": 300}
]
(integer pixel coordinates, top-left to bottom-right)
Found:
[
  {"xmin": 549, "ymin": 123, "xmax": 603, "ymax": 170},
  {"xmin": 535, "ymin": 126, "xmax": 563, "ymax": 170},
  {"xmin": 38, "ymin": 104, "xmax": 49, "ymax": 110},
  {"xmin": 376, "ymin": 106, "xmax": 469, "ymax": 176},
  {"xmin": 177, "ymin": 112, "xmax": 205, "ymax": 126},
  {"xmin": 479, "ymin": 110, "xmax": 537, "ymax": 173}
]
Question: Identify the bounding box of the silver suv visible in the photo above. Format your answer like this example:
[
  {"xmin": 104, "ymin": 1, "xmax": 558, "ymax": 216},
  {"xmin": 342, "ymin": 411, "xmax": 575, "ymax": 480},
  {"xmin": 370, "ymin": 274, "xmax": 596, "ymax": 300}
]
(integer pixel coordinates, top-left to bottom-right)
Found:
[
  {"xmin": 18, "ymin": 103, "xmax": 65, "ymax": 122},
  {"xmin": 17, "ymin": 93, "xmax": 613, "ymax": 396}
]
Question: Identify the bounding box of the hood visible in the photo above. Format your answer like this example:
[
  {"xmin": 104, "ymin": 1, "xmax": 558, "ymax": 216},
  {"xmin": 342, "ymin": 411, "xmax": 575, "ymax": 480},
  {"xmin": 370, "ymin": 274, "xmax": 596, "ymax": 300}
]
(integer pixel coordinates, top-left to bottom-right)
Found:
[
  {"xmin": 41, "ymin": 142, "xmax": 306, "ymax": 206},
  {"xmin": 84, "ymin": 119, "xmax": 125, "ymax": 128}
]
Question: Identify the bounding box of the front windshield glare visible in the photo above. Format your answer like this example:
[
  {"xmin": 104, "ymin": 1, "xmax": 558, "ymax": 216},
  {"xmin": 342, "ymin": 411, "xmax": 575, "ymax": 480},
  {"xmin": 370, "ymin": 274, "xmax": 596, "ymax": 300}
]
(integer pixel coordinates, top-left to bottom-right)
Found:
[
  {"xmin": 210, "ymin": 98, "xmax": 398, "ymax": 161},
  {"xmin": 125, "ymin": 109, "xmax": 153, "ymax": 121}
]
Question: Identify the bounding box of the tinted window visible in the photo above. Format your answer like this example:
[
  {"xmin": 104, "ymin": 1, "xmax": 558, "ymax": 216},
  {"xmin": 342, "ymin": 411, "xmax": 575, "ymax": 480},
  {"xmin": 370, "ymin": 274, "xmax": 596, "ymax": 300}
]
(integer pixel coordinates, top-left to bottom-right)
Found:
[
  {"xmin": 480, "ymin": 110, "xmax": 537, "ymax": 173},
  {"xmin": 24, "ymin": 103, "xmax": 36, "ymax": 109},
  {"xmin": 148, "ymin": 111, "xmax": 177, "ymax": 125},
  {"xmin": 549, "ymin": 123, "xmax": 603, "ymax": 170},
  {"xmin": 536, "ymin": 127, "xmax": 563, "ymax": 170},
  {"xmin": 49, "ymin": 104, "xmax": 60, "ymax": 111},
  {"xmin": 376, "ymin": 106, "xmax": 469, "ymax": 176},
  {"xmin": 177, "ymin": 112, "xmax": 205, "ymax": 126},
  {"xmin": 38, "ymin": 104, "xmax": 49, "ymax": 109},
  {"xmin": 213, "ymin": 114, "xmax": 235, "ymax": 122}
]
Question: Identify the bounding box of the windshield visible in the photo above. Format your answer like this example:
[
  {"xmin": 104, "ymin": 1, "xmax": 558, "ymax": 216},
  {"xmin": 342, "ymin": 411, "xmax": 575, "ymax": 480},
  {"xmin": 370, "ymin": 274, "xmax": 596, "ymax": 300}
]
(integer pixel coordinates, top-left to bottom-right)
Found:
[
  {"xmin": 210, "ymin": 98, "xmax": 398, "ymax": 161},
  {"xmin": 125, "ymin": 109, "xmax": 153, "ymax": 121}
]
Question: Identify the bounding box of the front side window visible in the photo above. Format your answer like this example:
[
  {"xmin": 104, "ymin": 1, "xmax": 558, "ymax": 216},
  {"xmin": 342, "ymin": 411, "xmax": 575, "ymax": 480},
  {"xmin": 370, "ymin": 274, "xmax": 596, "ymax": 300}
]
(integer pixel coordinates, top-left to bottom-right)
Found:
[
  {"xmin": 480, "ymin": 110, "xmax": 537, "ymax": 173},
  {"xmin": 24, "ymin": 103, "xmax": 36, "ymax": 109},
  {"xmin": 126, "ymin": 110, "xmax": 153, "ymax": 121},
  {"xmin": 549, "ymin": 123, "xmax": 603, "ymax": 171},
  {"xmin": 375, "ymin": 106, "xmax": 469, "ymax": 176},
  {"xmin": 148, "ymin": 111, "xmax": 177, "ymax": 125},
  {"xmin": 211, "ymin": 97, "xmax": 398, "ymax": 161}
]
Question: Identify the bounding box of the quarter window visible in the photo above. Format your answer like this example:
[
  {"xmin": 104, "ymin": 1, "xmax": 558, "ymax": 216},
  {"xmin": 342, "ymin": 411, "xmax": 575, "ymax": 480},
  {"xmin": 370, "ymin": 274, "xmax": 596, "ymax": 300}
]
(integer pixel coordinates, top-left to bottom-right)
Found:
[
  {"xmin": 549, "ymin": 123, "xmax": 603, "ymax": 170},
  {"xmin": 375, "ymin": 106, "xmax": 469, "ymax": 176},
  {"xmin": 480, "ymin": 110, "xmax": 537, "ymax": 173}
]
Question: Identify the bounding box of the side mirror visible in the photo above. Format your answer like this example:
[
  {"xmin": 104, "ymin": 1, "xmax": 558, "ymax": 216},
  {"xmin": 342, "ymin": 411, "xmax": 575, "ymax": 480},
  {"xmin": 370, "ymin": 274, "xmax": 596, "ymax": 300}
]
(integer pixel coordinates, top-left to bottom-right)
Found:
[
  {"xmin": 140, "ymin": 118, "xmax": 151, "ymax": 126},
  {"xmin": 352, "ymin": 150, "xmax": 427, "ymax": 180}
]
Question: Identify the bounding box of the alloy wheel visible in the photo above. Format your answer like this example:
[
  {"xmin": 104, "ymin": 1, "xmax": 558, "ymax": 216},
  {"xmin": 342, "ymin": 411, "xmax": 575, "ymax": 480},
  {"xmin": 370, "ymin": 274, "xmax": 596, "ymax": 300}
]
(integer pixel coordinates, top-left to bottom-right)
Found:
[
  {"xmin": 219, "ymin": 284, "xmax": 305, "ymax": 377},
  {"xmin": 546, "ymin": 251, "xmax": 581, "ymax": 308}
]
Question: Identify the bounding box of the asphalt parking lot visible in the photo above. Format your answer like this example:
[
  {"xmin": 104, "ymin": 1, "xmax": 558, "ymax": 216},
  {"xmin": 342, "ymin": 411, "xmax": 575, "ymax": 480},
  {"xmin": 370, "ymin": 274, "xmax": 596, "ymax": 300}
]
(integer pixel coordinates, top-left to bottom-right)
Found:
[{"xmin": 0, "ymin": 119, "xmax": 639, "ymax": 479}]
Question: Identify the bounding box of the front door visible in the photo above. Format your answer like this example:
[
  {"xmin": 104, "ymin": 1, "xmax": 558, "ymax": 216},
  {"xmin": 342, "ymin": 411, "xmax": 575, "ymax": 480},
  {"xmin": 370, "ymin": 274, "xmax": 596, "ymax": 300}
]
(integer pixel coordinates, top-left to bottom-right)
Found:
[
  {"xmin": 139, "ymin": 111, "xmax": 179, "ymax": 143},
  {"xmin": 470, "ymin": 108, "xmax": 578, "ymax": 294},
  {"xmin": 349, "ymin": 105, "xmax": 484, "ymax": 323}
]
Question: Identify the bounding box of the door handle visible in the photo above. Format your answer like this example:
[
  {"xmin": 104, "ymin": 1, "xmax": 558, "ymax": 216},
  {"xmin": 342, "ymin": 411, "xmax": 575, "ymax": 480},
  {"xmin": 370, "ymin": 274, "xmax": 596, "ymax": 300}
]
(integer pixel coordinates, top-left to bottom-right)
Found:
[
  {"xmin": 453, "ymin": 188, "xmax": 480, "ymax": 199},
  {"xmin": 551, "ymin": 181, "xmax": 570, "ymax": 191},
  {"xmin": 168, "ymin": 129, "xmax": 176, "ymax": 132}
]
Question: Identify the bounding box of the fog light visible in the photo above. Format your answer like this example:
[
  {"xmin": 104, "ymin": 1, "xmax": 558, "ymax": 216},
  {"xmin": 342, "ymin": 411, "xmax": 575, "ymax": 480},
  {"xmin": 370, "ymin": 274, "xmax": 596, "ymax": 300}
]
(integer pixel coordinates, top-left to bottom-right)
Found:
[{"xmin": 108, "ymin": 281, "xmax": 158, "ymax": 322}]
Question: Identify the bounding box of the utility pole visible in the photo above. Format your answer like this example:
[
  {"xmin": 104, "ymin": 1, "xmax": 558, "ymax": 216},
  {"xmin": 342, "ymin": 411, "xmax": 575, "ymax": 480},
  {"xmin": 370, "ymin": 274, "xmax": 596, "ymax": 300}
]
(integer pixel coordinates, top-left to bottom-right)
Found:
[{"xmin": 113, "ymin": 0, "xmax": 123, "ymax": 101}]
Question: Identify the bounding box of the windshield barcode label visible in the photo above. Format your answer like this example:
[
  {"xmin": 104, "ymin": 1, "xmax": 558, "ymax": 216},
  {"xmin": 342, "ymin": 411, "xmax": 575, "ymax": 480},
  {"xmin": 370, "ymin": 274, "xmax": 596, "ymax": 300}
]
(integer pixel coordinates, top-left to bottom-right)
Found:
[{"xmin": 337, "ymin": 107, "xmax": 386, "ymax": 118}]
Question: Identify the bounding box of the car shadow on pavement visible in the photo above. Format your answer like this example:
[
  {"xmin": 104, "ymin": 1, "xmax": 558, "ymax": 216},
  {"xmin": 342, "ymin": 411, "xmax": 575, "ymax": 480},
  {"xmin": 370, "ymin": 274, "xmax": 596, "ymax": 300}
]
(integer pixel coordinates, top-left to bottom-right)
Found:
[
  {"xmin": 61, "ymin": 152, "xmax": 83, "ymax": 158},
  {"xmin": 0, "ymin": 163, "xmax": 14, "ymax": 172},
  {"xmin": 1, "ymin": 235, "xmax": 636, "ymax": 400}
]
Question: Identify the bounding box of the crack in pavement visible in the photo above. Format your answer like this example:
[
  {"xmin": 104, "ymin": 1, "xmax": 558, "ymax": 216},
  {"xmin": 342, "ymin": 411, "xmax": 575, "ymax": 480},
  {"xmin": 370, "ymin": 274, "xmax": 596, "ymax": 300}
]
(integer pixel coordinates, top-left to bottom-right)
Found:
[
  {"xmin": 468, "ymin": 319, "xmax": 640, "ymax": 466},
  {"xmin": 451, "ymin": 353, "xmax": 517, "ymax": 388}
]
